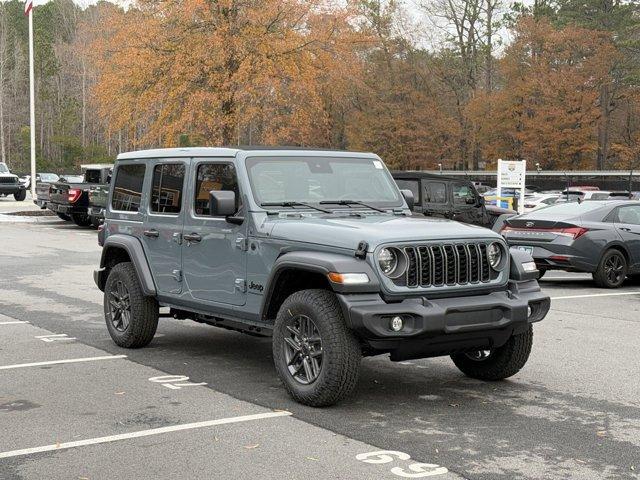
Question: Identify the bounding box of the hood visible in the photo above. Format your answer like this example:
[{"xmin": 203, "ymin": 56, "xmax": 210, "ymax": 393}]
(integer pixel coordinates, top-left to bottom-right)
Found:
[{"xmin": 267, "ymin": 213, "xmax": 500, "ymax": 251}]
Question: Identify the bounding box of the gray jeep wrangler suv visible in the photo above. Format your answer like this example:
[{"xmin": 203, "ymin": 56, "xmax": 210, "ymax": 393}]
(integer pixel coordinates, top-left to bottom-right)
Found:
[{"xmin": 94, "ymin": 148, "xmax": 550, "ymax": 406}]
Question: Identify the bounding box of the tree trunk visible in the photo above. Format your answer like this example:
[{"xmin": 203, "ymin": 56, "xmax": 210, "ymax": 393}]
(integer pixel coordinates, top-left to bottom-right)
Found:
[{"xmin": 596, "ymin": 83, "xmax": 612, "ymax": 170}]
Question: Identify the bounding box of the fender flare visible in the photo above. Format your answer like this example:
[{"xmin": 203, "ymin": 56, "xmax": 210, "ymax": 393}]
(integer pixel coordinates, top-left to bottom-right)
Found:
[
  {"xmin": 260, "ymin": 251, "xmax": 380, "ymax": 320},
  {"xmin": 97, "ymin": 234, "xmax": 157, "ymax": 296}
]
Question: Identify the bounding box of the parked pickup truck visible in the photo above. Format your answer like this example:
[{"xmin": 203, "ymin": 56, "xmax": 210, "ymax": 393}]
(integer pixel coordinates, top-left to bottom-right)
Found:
[
  {"xmin": 48, "ymin": 164, "xmax": 112, "ymax": 226},
  {"xmin": 33, "ymin": 173, "xmax": 60, "ymax": 209},
  {"xmin": 392, "ymin": 172, "xmax": 515, "ymax": 231},
  {"xmin": 0, "ymin": 162, "xmax": 27, "ymax": 201}
]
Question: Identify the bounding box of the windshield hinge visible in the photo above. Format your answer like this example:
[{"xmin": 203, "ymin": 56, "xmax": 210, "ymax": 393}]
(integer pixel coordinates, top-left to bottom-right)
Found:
[
  {"xmin": 235, "ymin": 236, "xmax": 248, "ymax": 251},
  {"xmin": 235, "ymin": 278, "xmax": 247, "ymax": 293}
]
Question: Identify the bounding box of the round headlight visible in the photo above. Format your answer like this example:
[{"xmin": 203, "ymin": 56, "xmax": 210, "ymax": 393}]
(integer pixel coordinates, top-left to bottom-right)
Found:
[
  {"xmin": 378, "ymin": 248, "xmax": 398, "ymax": 275},
  {"xmin": 487, "ymin": 242, "xmax": 503, "ymax": 270}
]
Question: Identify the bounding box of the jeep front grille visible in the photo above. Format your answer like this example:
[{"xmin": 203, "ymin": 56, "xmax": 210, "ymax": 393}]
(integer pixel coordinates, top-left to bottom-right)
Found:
[
  {"xmin": 0, "ymin": 177, "xmax": 17, "ymax": 184},
  {"xmin": 399, "ymin": 242, "xmax": 496, "ymax": 288}
]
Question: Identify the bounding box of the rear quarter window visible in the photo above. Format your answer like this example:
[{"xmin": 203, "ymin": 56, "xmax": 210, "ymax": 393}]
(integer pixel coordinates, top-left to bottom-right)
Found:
[{"xmin": 112, "ymin": 164, "xmax": 146, "ymax": 212}]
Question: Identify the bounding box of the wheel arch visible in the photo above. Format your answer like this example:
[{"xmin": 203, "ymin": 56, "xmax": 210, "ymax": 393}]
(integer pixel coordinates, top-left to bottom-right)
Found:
[
  {"xmin": 603, "ymin": 242, "xmax": 631, "ymax": 264},
  {"xmin": 260, "ymin": 251, "xmax": 379, "ymax": 322},
  {"xmin": 96, "ymin": 235, "xmax": 156, "ymax": 296}
]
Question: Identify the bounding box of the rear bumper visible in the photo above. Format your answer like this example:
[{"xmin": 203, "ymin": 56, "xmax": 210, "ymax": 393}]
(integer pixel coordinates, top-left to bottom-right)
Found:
[
  {"xmin": 337, "ymin": 280, "xmax": 550, "ymax": 361},
  {"xmin": 48, "ymin": 202, "xmax": 87, "ymax": 215}
]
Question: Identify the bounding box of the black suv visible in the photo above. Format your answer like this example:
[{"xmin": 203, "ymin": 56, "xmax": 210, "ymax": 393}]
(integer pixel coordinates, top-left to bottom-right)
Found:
[{"xmin": 393, "ymin": 172, "xmax": 515, "ymax": 229}]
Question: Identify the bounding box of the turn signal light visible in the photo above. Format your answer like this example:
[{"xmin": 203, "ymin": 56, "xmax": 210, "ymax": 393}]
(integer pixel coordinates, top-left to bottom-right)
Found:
[
  {"xmin": 327, "ymin": 272, "xmax": 370, "ymax": 285},
  {"xmin": 68, "ymin": 188, "xmax": 82, "ymax": 203}
]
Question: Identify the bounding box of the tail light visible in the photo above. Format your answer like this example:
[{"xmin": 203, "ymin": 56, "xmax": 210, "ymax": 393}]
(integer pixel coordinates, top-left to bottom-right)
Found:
[
  {"xmin": 500, "ymin": 225, "xmax": 588, "ymax": 239},
  {"xmin": 68, "ymin": 188, "xmax": 82, "ymax": 203}
]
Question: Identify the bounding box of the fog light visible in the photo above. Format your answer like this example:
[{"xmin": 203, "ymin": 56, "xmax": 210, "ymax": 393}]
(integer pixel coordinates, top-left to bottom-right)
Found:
[{"xmin": 390, "ymin": 316, "xmax": 403, "ymax": 332}]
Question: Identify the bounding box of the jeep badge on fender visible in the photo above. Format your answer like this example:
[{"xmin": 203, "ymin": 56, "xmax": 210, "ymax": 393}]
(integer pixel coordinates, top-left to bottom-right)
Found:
[{"xmin": 94, "ymin": 147, "xmax": 550, "ymax": 407}]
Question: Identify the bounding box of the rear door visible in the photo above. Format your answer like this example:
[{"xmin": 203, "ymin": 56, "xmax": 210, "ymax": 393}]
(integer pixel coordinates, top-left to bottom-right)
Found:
[
  {"xmin": 613, "ymin": 205, "xmax": 640, "ymax": 271},
  {"xmin": 141, "ymin": 160, "xmax": 187, "ymax": 295}
]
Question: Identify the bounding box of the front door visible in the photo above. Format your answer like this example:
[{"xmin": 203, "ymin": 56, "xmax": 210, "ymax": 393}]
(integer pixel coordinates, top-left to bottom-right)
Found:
[
  {"xmin": 142, "ymin": 161, "xmax": 187, "ymax": 295},
  {"xmin": 182, "ymin": 160, "xmax": 247, "ymax": 306},
  {"xmin": 451, "ymin": 182, "xmax": 483, "ymax": 225},
  {"xmin": 614, "ymin": 205, "xmax": 640, "ymax": 271}
]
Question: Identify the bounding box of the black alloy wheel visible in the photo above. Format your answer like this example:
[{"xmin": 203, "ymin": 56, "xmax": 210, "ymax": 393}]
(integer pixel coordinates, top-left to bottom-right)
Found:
[
  {"xmin": 108, "ymin": 280, "xmax": 131, "ymax": 332},
  {"xmin": 283, "ymin": 314, "xmax": 323, "ymax": 385},
  {"xmin": 604, "ymin": 254, "xmax": 625, "ymax": 285}
]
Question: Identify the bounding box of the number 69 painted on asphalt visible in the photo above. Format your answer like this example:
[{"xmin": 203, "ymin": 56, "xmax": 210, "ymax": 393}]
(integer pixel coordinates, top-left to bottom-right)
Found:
[{"xmin": 356, "ymin": 451, "xmax": 448, "ymax": 478}]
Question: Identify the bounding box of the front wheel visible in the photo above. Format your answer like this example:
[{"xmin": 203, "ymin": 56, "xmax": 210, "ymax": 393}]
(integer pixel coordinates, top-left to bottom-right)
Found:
[
  {"xmin": 71, "ymin": 212, "xmax": 92, "ymax": 227},
  {"xmin": 14, "ymin": 190, "xmax": 26, "ymax": 201},
  {"xmin": 104, "ymin": 262, "xmax": 158, "ymax": 348},
  {"xmin": 451, "ymin": 325, "xmax": 533, "ymax": 380},
  {"xmin": 593, "ymin": 249, "xmax": 627, "ymax": 288},
  {"xmin": 272, "ymin": 289, "xmax": 361, "ymax": 407}
]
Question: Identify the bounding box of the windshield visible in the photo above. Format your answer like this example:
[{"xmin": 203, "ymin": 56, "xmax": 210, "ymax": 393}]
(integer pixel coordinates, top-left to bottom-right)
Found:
[
  {"xmin": 245, "ymin": 156, "xmax": 402, "ymax": 208},
  {"xmin": 39, "ymin": 173, "xmax": 59, "ymax": 183},
  {"xmin": 60, "ymin": 175, "xmax": 83, "ymax": 183},
  {"xmin": 0, "ymin": 163, "xmax": 9, "ymax": 174}
]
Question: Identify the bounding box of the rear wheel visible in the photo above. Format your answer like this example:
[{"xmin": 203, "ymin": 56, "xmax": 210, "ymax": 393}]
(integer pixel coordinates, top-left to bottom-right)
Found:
[
  {"xmin": 593, "ymin": 249, "xmax": 627, "ymax": 288},
  {"xmin": 104, "ymin": 262, "xmax": 158, "ymax": 348},
  {"xmin": 272, "ymin": 289, "xmax": 361, "ymax": 407},
  {"xmin": 57, "ymin": 212, "xmax": 71, "ymax": 221},
  {"xmin": 537, "ymin": 267, "xmax": 547, "ymax": 279},
  {"xmin": 451, "ymin": 326, "xmax": 533, "ymax": 380},
  {"xmin": 71, "ymin": 212, "xmax": 92, "ymax": 227},
  {"xmin": 13, "ymin": 190, "xmax": 26, "ymax": 201}
]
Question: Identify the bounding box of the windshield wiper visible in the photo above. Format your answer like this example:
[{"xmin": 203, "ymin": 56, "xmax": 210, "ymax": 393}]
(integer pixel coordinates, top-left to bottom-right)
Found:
[
  {"xmin": 319, "ymin": 199, "xmax": 388, "ymax": 213},
  {"xmin": 260, "ymin": 201, "xmax": 332, "ymax": 214}
]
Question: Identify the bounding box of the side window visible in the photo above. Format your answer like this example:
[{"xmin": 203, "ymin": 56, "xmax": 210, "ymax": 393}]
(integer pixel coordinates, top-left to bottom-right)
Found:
[
  {"xmin": 111, "ymin": 164, "xmax": 145, "ymax": 212},
  {"xmin": 425, "ymin": 182, "xmax": 447, "ymax": 204},
  {"xmin": 194, "ymin": 163, "xmax": 239, "ymax": 216},
  {"xmin": 452, "ymin": 183, "xmax": 476, "ymax": 205},
  {"xmin": 395, "ymin": 179, "xmax": 420, "ymax": 201},
  {"xmin": 151, "ymin": 163, "xmax": 185, "ymax": 214},
  {"xmin": 616, "ymin": 206, "xmax": 640, "ymax": 225}
]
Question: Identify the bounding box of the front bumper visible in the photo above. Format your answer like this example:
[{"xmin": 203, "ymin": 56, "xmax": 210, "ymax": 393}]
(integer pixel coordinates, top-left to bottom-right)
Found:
[
  {"xmin": 337, "ymin": 280, "xmax": 550, "ymax": 361},
  {"xmin": 0, "ymin": 184, "xmax": 24, "ymax": 195}
]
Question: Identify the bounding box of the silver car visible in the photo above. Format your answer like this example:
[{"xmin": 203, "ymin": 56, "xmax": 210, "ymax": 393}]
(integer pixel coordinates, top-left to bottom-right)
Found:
[{"xmin": 501, "ymin": 200, "xmax": 640, "ymax": 288}]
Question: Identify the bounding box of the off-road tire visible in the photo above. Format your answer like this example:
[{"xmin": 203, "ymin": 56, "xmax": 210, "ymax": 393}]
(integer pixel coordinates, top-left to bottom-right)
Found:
[
  {"xmin": 13, "ymin": 190, "xmax": 26, "ymax": 201},
  {"xmin": 104, "ymin": 262, "xmax": 158, "ymax": 348},
  {"xmin": 90, "ymin": 216, "xmax": 102, "ymax": 228},
  {"xmin": 537, "ymin": 267, "xmax": 546, "ymax": 279},
  {"xmin": 57, "ymin": 212, "xmax": 72, "ymax": 221},
  {"xmin": 593, "ymin": 249, "xmax": 627, "ymax": 288},
  {"xmin": 71, "ymin": 212, "xmax": 92, "ymax": 227},
  {"xmin": 272, "ymin": 289, "xmax": 361, "ymax": 407},
  {"xmin": 451, "ymin": 325, "xmax": 533, "ymax": 380}
]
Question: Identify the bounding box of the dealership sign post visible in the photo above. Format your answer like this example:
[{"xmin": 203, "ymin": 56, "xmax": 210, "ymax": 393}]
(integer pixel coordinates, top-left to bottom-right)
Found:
[{"xmin": 497, "ymin": 159, "xmax": 526, "ymax": 214}]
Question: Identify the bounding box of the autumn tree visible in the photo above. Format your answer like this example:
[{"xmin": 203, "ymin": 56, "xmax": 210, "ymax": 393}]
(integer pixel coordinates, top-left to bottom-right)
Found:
[{"xmin": 469, "ymin": 17, "xmax": 619, "ymax": 169}]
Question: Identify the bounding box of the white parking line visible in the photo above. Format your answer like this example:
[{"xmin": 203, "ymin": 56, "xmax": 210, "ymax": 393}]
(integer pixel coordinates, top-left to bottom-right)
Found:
[
  {"xmin": 0, "ymin": 321, "xmax": 29, "ymax": 325},
  {"xmin": 0, "ymin": 411, "xmax": 292, "ymax": 459},
  {"xmin": 0, "ymin": 355, "xmax": 127, "ymax": 370},
  {"xmin": 550, "ymin": 291, "xmax": 640, "ymax": 300}
]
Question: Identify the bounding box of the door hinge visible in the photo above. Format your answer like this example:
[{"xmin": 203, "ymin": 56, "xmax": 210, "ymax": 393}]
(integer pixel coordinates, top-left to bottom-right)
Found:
[
  {"xmin": 234, "ymin": 278, "xmax": 246, "ymax": 292},
  {"xmin": 235, "ymin": 236, "xmax": 248, "ymax": 251},
  {"xmin": 172, "ymin": 269, "xmax": 182, "ymax": 282},
  {"xmin": 172, "ymin": 232, "xmax": 182, "ymax": 245}
]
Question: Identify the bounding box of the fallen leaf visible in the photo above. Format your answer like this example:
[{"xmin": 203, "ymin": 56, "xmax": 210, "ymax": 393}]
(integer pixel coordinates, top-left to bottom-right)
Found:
[
  {"xmin": 306, "ymin": 456, "xmax": 319, "ymax": 461},
  {"xmin": 244, "ymin": 444, "xmax": 260, "ymax": 449}
]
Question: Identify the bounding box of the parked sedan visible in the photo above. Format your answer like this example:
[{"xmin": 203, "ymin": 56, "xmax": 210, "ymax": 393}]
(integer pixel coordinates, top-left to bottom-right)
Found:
[
  {"xmin": 501, "ymin": 200, "xmax": 640, "ymax": 288},
  {"xmin": 523, "ymin": 194, "xmax": 560, "ymax": 212}
]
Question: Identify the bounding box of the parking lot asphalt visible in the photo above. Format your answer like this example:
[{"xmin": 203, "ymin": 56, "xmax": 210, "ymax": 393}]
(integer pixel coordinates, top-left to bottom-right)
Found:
[{"xmin": 1, "ymin": 213, "xmax": 639, "ymax": 480}]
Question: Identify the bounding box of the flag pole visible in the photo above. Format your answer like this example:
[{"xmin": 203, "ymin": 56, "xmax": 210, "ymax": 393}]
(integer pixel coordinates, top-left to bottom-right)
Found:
[{"xmin": 28, "ymin": 3, "xmax": 36, "ymax": 197}]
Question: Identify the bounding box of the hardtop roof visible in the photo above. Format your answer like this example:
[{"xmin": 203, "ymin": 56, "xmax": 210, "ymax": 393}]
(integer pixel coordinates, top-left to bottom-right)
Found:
[{"xmin": 116, "ymin": 147, "xmax": 378, "ymax": 161}]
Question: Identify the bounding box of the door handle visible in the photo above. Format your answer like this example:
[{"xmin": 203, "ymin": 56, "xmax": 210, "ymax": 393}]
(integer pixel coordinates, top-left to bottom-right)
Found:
[
  {"xmin": 183, "ymin": 233, "xmax": 202, "ymax": 243},
  {"xmin": 143, "ymin": 229, "xmax": 159, "ymax": 238},
  {"xmin": 619, "ymin": 227, "xmax": 631, "ymax": 232}
]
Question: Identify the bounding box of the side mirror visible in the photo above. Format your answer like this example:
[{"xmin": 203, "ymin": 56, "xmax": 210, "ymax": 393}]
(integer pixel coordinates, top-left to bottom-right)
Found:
[
  {"xmin": 400, "ymin": 189, "xmax": 414, "ymax": 210},
  {"xmin": 209, "ymin": 190, "xmax": 237, "ymax": 217}
]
